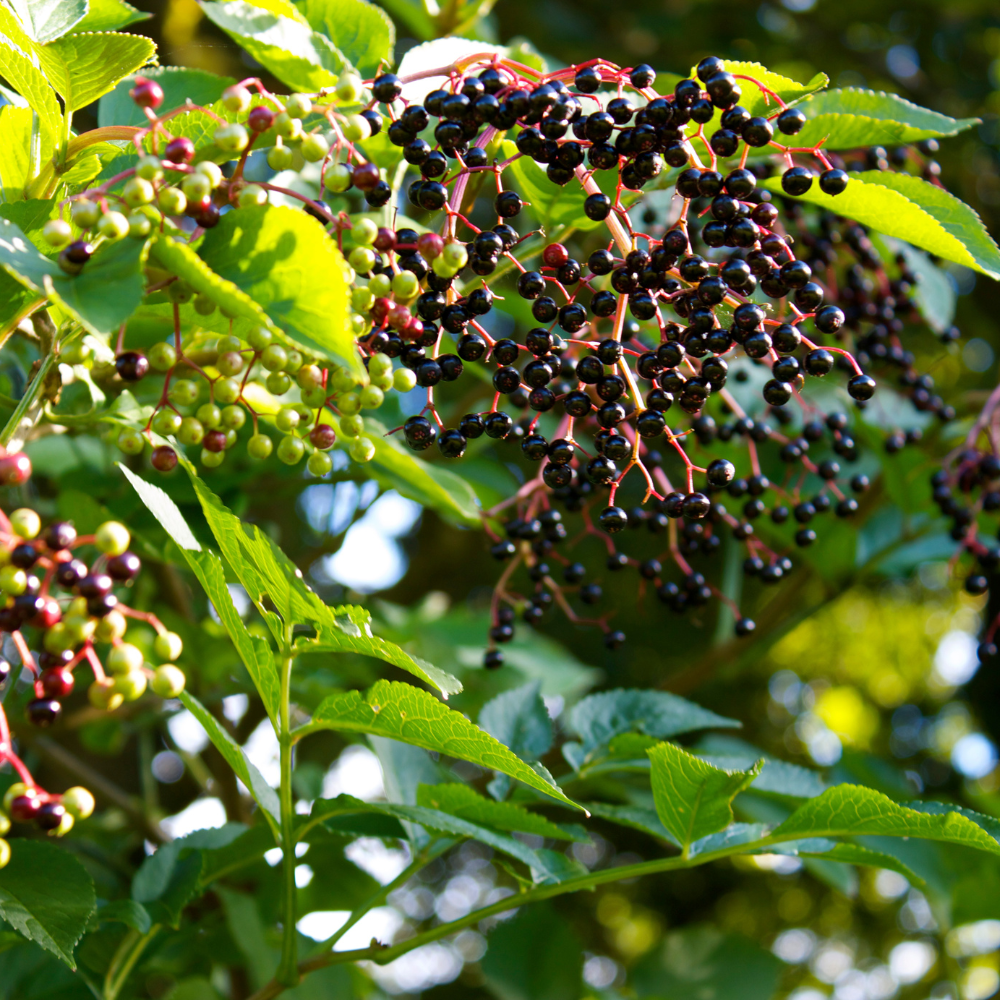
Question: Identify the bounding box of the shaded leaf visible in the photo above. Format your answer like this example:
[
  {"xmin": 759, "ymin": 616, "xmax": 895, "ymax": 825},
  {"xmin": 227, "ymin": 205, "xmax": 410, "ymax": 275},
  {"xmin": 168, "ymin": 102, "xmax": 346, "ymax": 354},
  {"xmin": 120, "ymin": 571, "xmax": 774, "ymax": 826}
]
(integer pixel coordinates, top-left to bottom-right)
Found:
[
  {"xmin": 585, "ymin": 801, "xmax": 678, "ymax": 846},
  {"xmin": 479, "ymin": 681, "xmax": 552, "ymax": 799},
  {"xmin": 119, "ymin": 464, "xmax": 282, "ymax": 721},
  {"xmin": 648, "ymin": 742, "xmax": 762, "ymax": 854},
  {"xmin": 893, "ymin": 239, "xmax": 956, "ymax": 334},
  {"xmin": 97, "ymin": 899, "xmax": 152, "ymax": 934},
  {"xmin": 797, "ymin": 842, "xmax": 925, "ymax": 885},
  {"xmin": 796, "ymin": 87, "xmax": 979, "ymax": 150},
  {"xmin": 416, "ymin": 783, "xmax": 585, "ymax": 840},
  {"xmin": 761, "ymin": 169, "xmax": 1000, "ymax": 280},
  {"xmin": 0, "ymin": 840, "xmax": 95, "ymax": 969},
  {"xmin": 300, "ymin": 679, "xmax": 582, "ymax": 810}
]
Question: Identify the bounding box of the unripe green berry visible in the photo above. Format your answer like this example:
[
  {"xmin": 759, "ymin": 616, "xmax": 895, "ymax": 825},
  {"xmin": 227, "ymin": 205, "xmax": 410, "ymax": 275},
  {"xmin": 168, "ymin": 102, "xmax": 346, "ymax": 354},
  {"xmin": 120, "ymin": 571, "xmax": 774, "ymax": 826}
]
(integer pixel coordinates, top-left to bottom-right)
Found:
[
  {"xmin": 277, "ymin": 435, "xmax": 306, "ymax": 464},
  {"xmin": 222, "ymin": 84, "xmax": 252, "ymax": 112},
  {"xmin": 248, "ymin": 326, "xmax": 272, "ymax": 350},
  {"xmin": 152, "ymin": 664, "xmax": 186, "ymax": 698},
  {"xmin": 368, "ymin": 273, "xmax": 391, "ymax": 298},
  {"xmin": 441, "ymin": 241, "xmax": 469, "ymax": 270},
  {"xmin": 349, "ymin": 246, "xmax": 376, "ymax": 272},
  {"xmin": 393, "ymin": 368, "xmax": 417, "ymax": 392},
  {"xmin": 10, "ymin": 508, "xmax": 40, "ymax": 538},
  {"xmin": 154, "ymin": 631, "xmax": 183, "ymax": 661},
  {"xmin": 61, "ymin": 787, "xmax": 95, "ymax": 820},
  {"xmin": 195, "ymin": 161, "xmax": 223, "ymax": 187},
  {"xmin": 182, "ymin": 172, "xmax": 212, "ymax": 202},
  {"xmin": 284, "ymin": 350, "xmax": 303, "ymax": 372},
  {"xmin": 117, "ymin": 427, "xmax": 145, "ymax": 454},
  {"xmin": 335, "ymin": 72, "xmax": 363, "ymax": 103},
  {"xmin": 214, "ymin": 122, "xmax": 249, "ymax": 153},
  {"xmin": 169, "ymin": 379, "xmax": 199, "ymax": 406},
  {"xmin": 267, "ymin": 143, "xmax": 294, "ymax": 171},
  {"xmin": 339, "ymin": 391, "xmax": 361, "ymax": 415},
  {"xmin": 331, "ymin": 367, "xmax": 360, "ymax": 393},
  {"xmin": 89, "ymin": 679, "xmax": 124, "ymax": 712},
  {"xmin": 301, "ymin": 385, "xmax": 327, "ymax": 408},
  {"xmin": 153, "ymin": 410, "xmax": 182, "ymax": 435},
  {"xmin": 201, "ymin": 448, "xmax": 225, "ymax": 468},
  {"xmin": 96, "ymin": 520, "xmax": 130, "ymax": 555},
  {"xmin": 266, "ymin": 372, "xmax": 291, "ymax": 395},
  {"xmin": 350, "ymin": 437, "xmax": 376, "ymax": 463},
  {"xmin": 114, "ymin": 669, "xmax": 148, "ymax": 701},
  {"xmin": 178, "ymin": 417, "xmax": 205, "ymax": 445},
  {"xmin": 128, "ymin": 212, "xmax": 152, "ymax": 238},
  {"xmin": 301, "ymin": 133, "xmax": 330, "ymax": 162},
  {"xmin": 343, "ymin": 114, "xmax": 371, "ymax": 142},
  {"xmin": 372, "ymin": 371, "xmax": 394, "ymax": 391},
  {"xmin": 307, "ymin": 451, "xmax": 333, "ymax": 477},
  {"xmin": 123, "ymin": 176, "xmax": 155, "ymax": 207},
  {"xmin": 43, "ymin": 219, "xmax": 72, "ymax": 248},
  {"xmin": 216, "ymin": 350, "xmax": 245, "ymax": 377},
  {"xmin": 108, "ymin": 642, "xmax": 144, "ymax": 675},
  {"xmin": 274, "ymin": 112, "xmax": 303, "ymax": 140},
  {"xmin": 323, "ymin": 163, "xmax": 352, "ymax": 193},
  {"xmin": 238, "ymin": 184, "xmax": 268, "ymax": 208},
  {"xmin": 360, "ymin": 384, "xmax": 384, "ymax": 409},
  {"xmin": 71, "ymin": 199, "xmax": 100, "ymax": 229},
  {"xmin": 135, "ymin": 155, "xmax": 163, "ymax": 181},
  {"xmin": 275, "ymin": 407, "xmax": 300, "ymax": 432},
  {"xmin": 0, "ymin": 813, "xmax": 9, "ymax": 837},
  {"xmin": 96, "ymin": 610, "xmax": 127, "ymax": 642},
  {"xmin": 215, "ymin": 377, "xmax": 241, "ymax": 404},
  {"xmin": 98, "ymin": 211, "xmax": 130, "ymax": 240},
  {"xmin": 168, "ymin": 279, "xmax": 195, "ymax": 304},
  {"xmin": 369, "ymin": 352, "xmax": 393, "ymax": 377},
  {"xmin": 158, "ymin": 186, "xmax": 187, "ymax": 216},
  {"xmin": 149, "ymin": 342, "xmax": 177, "ymax": 371},
  {"xmin": 221, "ymin": 404, "xmax": 246, "ymax": 429},
  {"xmin": 352, "ymin": 287, "xmax": 375, "ymax": 313},
  {"xmin": 353, "ymin": 218, "xmax": 378, "ymax": 246},
  {"xmin": 197, "ymin": 403, "xmax": 222, "ymax": 429},
  {"xmin": 285, "ymin": 93, "xmax": 312, "ymax": 117},
  {"xmin": 0, "ymin": 566, "xmax": 26, "ymax": 595},
  {"xmin": 340, "ymin": 414, "xmax": 364, "ymax": 438},
  {"xmin": 392, "ymin": 271, "xmax": 420, "ymax": 300},
  {"xmin": 261, "ymin": 345, "xmax": 288, "ymax": 371},
  {"xmin": 248, "ymin": 434, "xmax": 273, "ymax": 459}
]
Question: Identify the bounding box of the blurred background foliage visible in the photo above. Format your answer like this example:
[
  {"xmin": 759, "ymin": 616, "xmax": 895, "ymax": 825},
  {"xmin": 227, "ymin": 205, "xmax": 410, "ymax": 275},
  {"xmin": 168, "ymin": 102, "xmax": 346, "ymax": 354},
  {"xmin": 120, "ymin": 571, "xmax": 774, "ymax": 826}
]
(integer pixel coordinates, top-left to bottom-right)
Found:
[{"xmin": 10, "ymin": 1, "xmax": 1000, "ymax": 999}]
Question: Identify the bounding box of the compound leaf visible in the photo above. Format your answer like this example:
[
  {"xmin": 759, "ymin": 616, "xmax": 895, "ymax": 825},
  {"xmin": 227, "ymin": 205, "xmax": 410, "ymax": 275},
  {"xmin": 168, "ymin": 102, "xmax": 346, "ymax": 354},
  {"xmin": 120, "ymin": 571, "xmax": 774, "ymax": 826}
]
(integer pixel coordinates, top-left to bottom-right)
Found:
[
  {"xmin": 648, "ymin": 741, "xmax": 762, "ymax": 854},
  {"xmin": 0, "ymin": 840, "xmax": 96, "ymax": 968},
  {"xmin": 300, "ymin": 679, "xmax": 583, "ymax": 810}
]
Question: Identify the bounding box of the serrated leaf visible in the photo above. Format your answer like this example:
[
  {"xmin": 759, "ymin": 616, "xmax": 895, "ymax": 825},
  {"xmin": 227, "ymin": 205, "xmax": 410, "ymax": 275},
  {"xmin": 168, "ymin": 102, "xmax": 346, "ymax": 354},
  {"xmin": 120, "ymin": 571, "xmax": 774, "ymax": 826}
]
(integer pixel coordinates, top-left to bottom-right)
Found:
[
  {"xmin": 772, "ymin": 785, "xmax": 1000, "ymax": 855},
  {"xmin": 6, "ymin": 0, "xmax": 87, "ymax": 43},
  {"xmin": 694, "ymin": 735, "xmax": 827, "ymax": 798},
  {"xmin": 119, "ymin": 464, "xmax": 283, "ymax": 721},
  {"xmin": 299, "ymin": 679, "xmax": 583, "ymax": 811},
  {"xmin": 195, "ymin": 205, "xmax": 358, "ymax": 374},
  {"xmin": 0, "ymin": 6, "xmax": 61, "ymax": 159},
  {"xmin": 760, "ymin": 170, "xmax": 1000, "ymax": 281},
  {"xmin": 97, "ymin": 899, "xmax": 152, "ymax": 934},
  {"xmin": 99, "ymin": 65, "xmax": 235, "ymax": 128},
  {"xmin": 298, "ymin": 0, "xmax": 395, "ymax": 77},
  {"xmin": 311, "ymin": 794, "xmax": 575, "ymax": 880},
  {"xmin": 37, "ymin": 31, "xmax": 156, "ymax": 111},
  {"xmin": 567, "ymin": 688, "xmax": 740, "ymax": 764},
  {"xmin": 479, "ymin": 681, "xmax": 553, "ymax": 800},
  {"xmin": 0, "ymin": 840, "xmax": 96, "ymax": 968},
  {"xmin": 200, "ymin": 0, "xmax": 348, "ymax": 92},
  {"xmin": 417, "ymin": 783, "xmax": 585, "ymax": 840},
  {"xmin": 0, "ymin": 217, "xmax": 145, "ymax": 333},
  {"xmin": 795, "ymin": 87, "xmax": 979, "ymax": 150},
  {"xmin": 649, "ymin": 742, "xmax": 762, "ymax": 854},
  {"xmin": 179, "ymin": 689, "xmax": 282, "ymax": 828},
  {"xmin": 796, "ymin": 842, "xmax": 924, "ymax": 886},
  {"xmin": 72, "ymin": 0, "xmax": 150, "ymax": 34}
]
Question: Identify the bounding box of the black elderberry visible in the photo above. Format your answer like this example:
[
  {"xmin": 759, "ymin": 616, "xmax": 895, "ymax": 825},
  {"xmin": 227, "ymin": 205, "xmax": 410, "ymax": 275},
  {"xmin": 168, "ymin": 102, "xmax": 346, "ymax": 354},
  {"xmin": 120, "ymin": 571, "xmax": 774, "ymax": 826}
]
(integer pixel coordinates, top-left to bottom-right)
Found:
[
  {"xmin": 599, "ymin": 506, "xmax": 628, "ymax": 534},
  {"xmin": 781, "ymin": 166, "xmax": 814, "ymax": 195},
  {"xmin": 707, "ymin": 459, "xmax": 735, "ymax": 487},
  {"xmin": 777, "ymin": 107, "xmax": 806, "ymax": 135},
  {"xmin": 742, "ymin": 117, "xmax": 774, "ymax": 147},
  {"xmin": 819, "ymin": 169, "xmax": 849, "ymax": 195}
]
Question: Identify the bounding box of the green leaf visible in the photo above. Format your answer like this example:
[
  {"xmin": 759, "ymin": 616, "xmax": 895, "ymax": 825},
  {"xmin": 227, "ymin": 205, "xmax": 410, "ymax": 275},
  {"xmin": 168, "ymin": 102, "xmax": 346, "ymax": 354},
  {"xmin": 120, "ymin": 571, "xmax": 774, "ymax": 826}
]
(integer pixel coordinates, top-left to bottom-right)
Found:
[
  {"xmin": 297, "ymin": 0, "xmax": 395, "ymax": 77},
  {"xmin": 760, "ymin": 169, "xmax": 1000, "ymax": 281},
  {"xmin": 99, "ymin": 65, "xmax": 235, "ymax": 128},
  {"xmin": 632, "ymin": 926, "xmax": 783, "ymax": 1000},
  {"xmin": 311, "ymin": 795, "xmax": 575, "ymax": 880},
  {"xmin": 299, "ymin": 679, "xmax": 583, "ymax": 811},
  {"xmin": 691, "ymin": 60, "xmax": 828, "ymax": 117},
  {"xmin": 772, "ymin": 785, "xmax": 1000, "ymax": 856},
  {"xmin": 97, "ymin": 899, "xmax": 153, "ymax": 934},
  {"xmin": 566, "ymin": 688, "xmax": 740, "ymax": 764},
  {"xmin": 891, "ymin": 238, "xmax": 956, "ymax": 334},
  {"xmin": 179, "ymin": 460, "xmax": 461, "ymax": 697},
  {"xmin": 479, "ymin": 681, "xmax": 553, "ymax": 800},
  {"xmin": 6, "ymin": 0, "xmax": 87, "ymax": 43},
  {"xmin": 798, "ymin": 842, "xmax": 925, "ymax": 886},
  {"xmin": 416, "ymin": 783, "xmax": 585, "ymax": 840},
  {"xmin": 297, "ymin": 621, "xmax": 463, "ymax": 698},
  {"xmin": 196, "ymin": 205, "xmax": 359, "ymax": 374},
  {"xmin": 0, "ymin": 6, "xmax": 62, "ymax": 160},
  {"xmin": 695, "ymin": 735, "xmax": 827, "ymax": 798},
  {"xmin": 481, "ymin": 903, "xmax": 582, "ymax": 1000},
  {"xmin": 200, "ymin": 0, "xmax": 347, "ymax": 92},
  {"xmin": 372, "ymin": 0, "xmax": 433, "ymax": 40},
  {"xmin": 37, "ymin": 30, "xmax": 156, "ymax": 111},
  {"xmin": 119, "ymin": 464, "xmax": 283, "ymax": 721},
  {"xmin": 0, "ymin": 106, "xmax": 35, "ymax": 200},
  {"xmin": 0, "ymin": 217, "xmax": 146, "ymax": 334},
  {"xmin": 71, "ymin": 0, "xmax": 150, "ymax": 33},
  {"xmin": 217, "ymin": 888, "xmax": 275, "ymax": 990},
  {"xmin": 0, "ymin": 840, "xmax": 96, "ymax": 968},
  {"xmin": 648, "ymin": 741, "xmax": 762, "ymax": 854},
  {"xmin": 179, "ymin": 689, "xmax": 282, "ymax": 828},
  {"xmin": 582, "ymin": 801, "xmax": 678, "ymax": 846},
  {"xmin": 795, "ymin": 87, "xmax": 979, "ymax": 150}
]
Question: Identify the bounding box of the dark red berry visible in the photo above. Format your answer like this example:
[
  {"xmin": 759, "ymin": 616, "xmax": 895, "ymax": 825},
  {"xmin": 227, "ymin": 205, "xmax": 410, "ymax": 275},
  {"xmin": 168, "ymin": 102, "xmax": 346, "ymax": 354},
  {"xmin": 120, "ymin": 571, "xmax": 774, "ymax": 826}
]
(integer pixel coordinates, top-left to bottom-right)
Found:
[
  {"xmin": 164, "ymin": 136, "xmax": 195, "ymax": 163},
  {"xmin": 542, "ymin": 243, "xmax": 569, "ymax": 267},
  {"xmin": 116, "ymin": 352, "xmax": 149, "ymax": 382},
  {"xmin": 41, "ymin": 667, "xmax": 74, "ymax": 699},
  {"xmin": 130, "ymin": 76, "xmax": 164, "ymax": 109},
  {"xmin": 63, "ymin": 240, "xmax": 93, "ymax": 264},
  {"xmin": 107, "ymin": 551, "xmax": 141, "ymax": 581},
  {"xmin": 9, "ymin": 792, "xmax": 41, "ymax": 822},
  {"xmin": 78, "ymin": 573, "xmax": 112, "ymax": 598},
  {"xmin": 43, "ymin": 521, "xmax": 76, "ymax": 550},
  {"xmin": 247, "ymin": 105, "xmax": 275, "ymax": 132},
  {"xmin": 309, "ymin": 424, "xmax": 336, "ymax": 450},
  {"xmin": 56, "ymin": 558, "xmax": 87, "ymax": 588},
  {"xmin": 30, "ymin": 597, "xmax": 61, "ymax": 629},
  {"xmin": 36, "ymin": 801, "xmax": 66, "ymax": 830},
  {"xmin": 203, "ymin": 430, "xmax": 227, "ymax": 452},
  {"xmin": 151, "ymin": 445, "xmax": 178, "ymax": 472},
  {"xmin": 0, "ymin": 451, "xmax": 31, "ymax": 485},
  {"xmin": 352, "ymin": 163, "xmax": 381, "ymax": 191}
]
